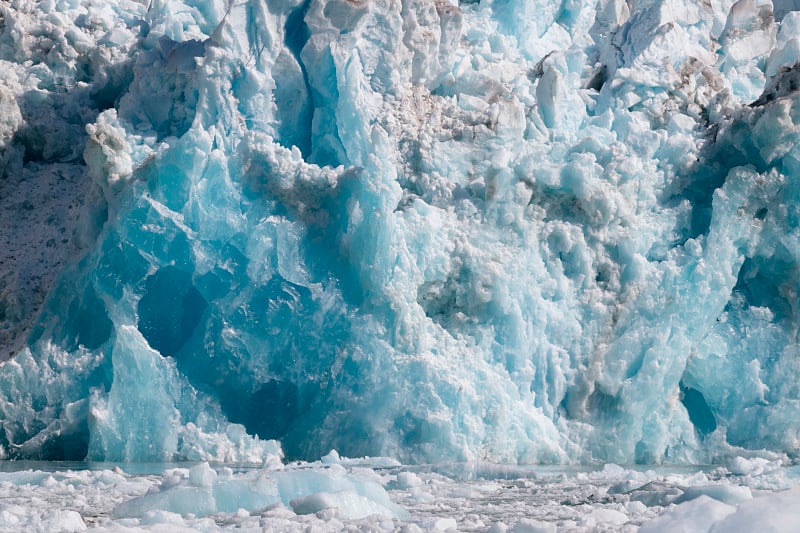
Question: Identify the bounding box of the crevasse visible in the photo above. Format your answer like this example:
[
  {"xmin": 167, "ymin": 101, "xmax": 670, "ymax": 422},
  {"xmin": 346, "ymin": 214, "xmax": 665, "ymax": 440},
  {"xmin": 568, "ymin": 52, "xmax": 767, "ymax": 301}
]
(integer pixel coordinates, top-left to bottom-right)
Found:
[{"xmin": 1, "ymin": 0, "xmax": 799, "ymax": 465}]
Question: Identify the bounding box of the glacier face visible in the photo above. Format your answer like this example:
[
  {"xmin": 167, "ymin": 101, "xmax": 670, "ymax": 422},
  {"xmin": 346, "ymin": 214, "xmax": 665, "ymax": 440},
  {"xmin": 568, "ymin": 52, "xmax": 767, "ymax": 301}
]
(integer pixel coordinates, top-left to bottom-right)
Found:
[{"xmin": 1, "ymin": 0, "xmax": 800, "ymax": 465}]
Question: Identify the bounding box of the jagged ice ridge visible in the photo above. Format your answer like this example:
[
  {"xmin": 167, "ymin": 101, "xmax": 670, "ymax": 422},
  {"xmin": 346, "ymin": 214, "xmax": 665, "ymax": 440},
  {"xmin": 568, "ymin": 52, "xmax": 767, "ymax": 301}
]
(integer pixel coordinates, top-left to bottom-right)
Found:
[{"xmin": 1, "ymin": 0, "xmax": 800, "ymax": 465}]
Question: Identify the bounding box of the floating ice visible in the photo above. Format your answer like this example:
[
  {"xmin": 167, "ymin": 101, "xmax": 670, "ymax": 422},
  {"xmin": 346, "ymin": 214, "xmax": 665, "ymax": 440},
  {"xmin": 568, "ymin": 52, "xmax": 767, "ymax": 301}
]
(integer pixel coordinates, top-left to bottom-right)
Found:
[
  {"xmin": 2, "ymin": 0, "xmax": 800, "ymax": 469},
  {"xmin": 111, "ymin": 461, "xmax": 405, "ymax": 520},
  {"xmin": 0, "ymin": 460, "xmax": 798, "ymax": 532}
]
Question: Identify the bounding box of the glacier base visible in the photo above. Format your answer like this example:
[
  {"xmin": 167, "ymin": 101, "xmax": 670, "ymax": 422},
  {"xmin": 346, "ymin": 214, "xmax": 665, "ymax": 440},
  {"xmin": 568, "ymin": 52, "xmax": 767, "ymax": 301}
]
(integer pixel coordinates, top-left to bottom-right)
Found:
[{"xmin": 1, "ymin": 0, "xmax": 800, "ymax": 468}]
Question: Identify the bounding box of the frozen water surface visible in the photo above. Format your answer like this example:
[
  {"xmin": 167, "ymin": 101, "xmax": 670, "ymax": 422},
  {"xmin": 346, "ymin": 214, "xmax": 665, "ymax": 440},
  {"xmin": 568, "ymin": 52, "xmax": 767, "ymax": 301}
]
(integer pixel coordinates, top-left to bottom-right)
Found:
[
  {"xmin": 3, "ymin": 0, "xmax": 800, "ymax": 529},
  {"xmin": 0, "ymin": 456, "xmax": 798, "ymax": 531}
]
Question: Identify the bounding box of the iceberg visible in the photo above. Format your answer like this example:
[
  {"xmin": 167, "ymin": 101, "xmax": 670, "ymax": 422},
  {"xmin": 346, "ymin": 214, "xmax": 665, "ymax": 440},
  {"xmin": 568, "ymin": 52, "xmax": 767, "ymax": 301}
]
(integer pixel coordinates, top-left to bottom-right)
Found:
[
  {"xmin": 111, "ymin": 461, "xmax": 406, "ymax": 520},
  {"xmin": 2, "ymin": 0, "xmax": 800, "ymax": 467}
]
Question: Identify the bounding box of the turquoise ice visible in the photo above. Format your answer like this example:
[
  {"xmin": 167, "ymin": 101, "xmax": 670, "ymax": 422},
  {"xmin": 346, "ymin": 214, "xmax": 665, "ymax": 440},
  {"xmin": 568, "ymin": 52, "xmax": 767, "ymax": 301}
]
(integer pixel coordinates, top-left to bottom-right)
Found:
[{"xmin": 1, "ymin": 0, "xmax": 800, "ymax": 465}]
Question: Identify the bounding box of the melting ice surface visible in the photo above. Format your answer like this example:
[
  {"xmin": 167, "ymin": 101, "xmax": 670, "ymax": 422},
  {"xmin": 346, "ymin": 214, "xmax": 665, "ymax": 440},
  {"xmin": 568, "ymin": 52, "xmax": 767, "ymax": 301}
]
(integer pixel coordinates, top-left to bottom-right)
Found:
[{"xmin": 5, "ymin": 0, "xmax": 800, "ymax": 490}]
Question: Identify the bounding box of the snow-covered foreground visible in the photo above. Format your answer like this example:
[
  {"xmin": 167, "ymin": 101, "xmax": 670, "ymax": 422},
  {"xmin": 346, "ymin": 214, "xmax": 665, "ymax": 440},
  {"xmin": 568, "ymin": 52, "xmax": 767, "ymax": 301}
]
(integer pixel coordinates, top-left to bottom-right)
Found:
[{"xmin": 0, "ymin": 455, "xmax": 798, "ymax": 532}]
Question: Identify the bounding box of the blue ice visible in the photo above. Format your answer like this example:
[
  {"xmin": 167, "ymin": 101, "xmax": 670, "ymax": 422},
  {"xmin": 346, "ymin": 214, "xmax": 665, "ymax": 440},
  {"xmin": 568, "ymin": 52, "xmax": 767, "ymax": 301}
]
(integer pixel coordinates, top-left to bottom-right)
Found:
[{"xmin": 0, "ymin": 0, "xmax": 799, "ymax": 466}]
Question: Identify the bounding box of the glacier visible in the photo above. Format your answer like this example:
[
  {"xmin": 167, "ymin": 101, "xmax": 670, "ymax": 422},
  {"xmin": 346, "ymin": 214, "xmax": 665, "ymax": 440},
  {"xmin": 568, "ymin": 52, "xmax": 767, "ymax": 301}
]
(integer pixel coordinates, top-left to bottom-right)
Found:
[{"xmin": 2, "ymin": 0, "xmax": 800, "ymax": 468}]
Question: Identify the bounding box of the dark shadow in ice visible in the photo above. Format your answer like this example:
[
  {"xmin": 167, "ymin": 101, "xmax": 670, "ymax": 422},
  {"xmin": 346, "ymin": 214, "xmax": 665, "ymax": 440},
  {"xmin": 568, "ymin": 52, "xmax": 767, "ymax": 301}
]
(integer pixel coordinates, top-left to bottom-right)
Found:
[
  {"xmin": 223, "ymin": 379, "xmax": 299, "ymax": 442},
  {"xmin": 137, "ymin": 266, "xmax": 208, "ymax": 359},
  {"xmin": 670, "ymin": 62, "xmax": 800, "ymax": 243},
  {"xmin": 280, "ymin": 0, "xmax": 313, "ymax": 158},
  {"xmin": 773, "ymin": 0, "xmax": 800, "ymax": 21},
  {"xmin": 679, "ymin": 382, "xmax": 717, "ymax": 437},
  {"xmin": 750, "ymin": 62, "xmax": 800, "ymax": 107},
  {"xmin": 727, "ymin": 255, "xmax": 796, "ymax": 326},
  {"xmin": 660, "ymin": 113, "xmax": 768, "ymax": 244}
]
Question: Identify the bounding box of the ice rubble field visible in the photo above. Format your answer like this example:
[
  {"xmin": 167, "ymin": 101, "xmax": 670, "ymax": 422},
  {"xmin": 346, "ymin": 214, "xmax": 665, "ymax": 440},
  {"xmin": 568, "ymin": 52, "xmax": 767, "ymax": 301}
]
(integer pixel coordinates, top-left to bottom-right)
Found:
[
  {"xmin": 6, "ymin": 0, "xmax": 800, "ymax": 529},
  {"xmin": 2, "ymin": 455, "xmax": 800, "ymax": 532}
]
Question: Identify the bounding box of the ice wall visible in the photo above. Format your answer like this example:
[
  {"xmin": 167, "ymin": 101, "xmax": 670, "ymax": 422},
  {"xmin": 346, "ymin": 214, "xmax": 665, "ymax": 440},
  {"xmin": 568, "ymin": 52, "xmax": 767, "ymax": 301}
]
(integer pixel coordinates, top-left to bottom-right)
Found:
[{"xmin": 1, "ymin": 0, "xmax": 800, "ymax": 464}]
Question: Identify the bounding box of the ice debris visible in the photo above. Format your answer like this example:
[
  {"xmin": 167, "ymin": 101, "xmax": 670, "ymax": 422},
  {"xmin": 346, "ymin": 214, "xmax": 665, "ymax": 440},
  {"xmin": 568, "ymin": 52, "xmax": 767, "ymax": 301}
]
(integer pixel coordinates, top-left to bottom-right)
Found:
[
  {"xmin": 1, "ymin": 460, "xmax": 799, "ymax": 532},
  {"xmin": 111, "ymin": 461, "xmax": 406, "ymax": 520}
]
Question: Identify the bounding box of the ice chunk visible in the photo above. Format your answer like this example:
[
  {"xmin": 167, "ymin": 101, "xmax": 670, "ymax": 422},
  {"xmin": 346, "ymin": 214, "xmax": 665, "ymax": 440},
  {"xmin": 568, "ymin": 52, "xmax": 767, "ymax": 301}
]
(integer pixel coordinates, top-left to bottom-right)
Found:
[
  {"xmin": 675, "ymin": 484, "xmax": 752, "ymax": 506},
  {"xmin": 321, "ymin": 450, "xmax": 342, "ymax": 464},
  {"xmin": 113, "ymin": 462, "xmax": 405, "ymax": 520},
  {"xmin": 709, "ymin": 488, "xmax": 800, "ymax": 532},
  {"xmin": 289, "ymin": 490, "xmax": 397, "ymax": 519},
  {"xmin": 84, "ymin": 110, "xmax": 135, "ymax": 197},
  {"xmin": 395, "ymin": 472, "xmax": 424, "ymax": 488},
  {"xmin": 512, "ymin": 518, "xmax": 556, "ymax": 533},
  {"xmin": 188, "ymin": 462, "xmax": 217, "ymax": 487},
  {"xmin": 726, "ymin": 456, "xmax": 781, "ymax": 476},
  {"xmin": 421, "ymin": 517, "xmax": 458, "ymax": 531},
  {"xmin": 639, "ymin": 495, "xmax": 736, "ymax": 533},
  {"xmin": 140, "ymin": 510, "xmax": 186, "ymax": 526}
]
